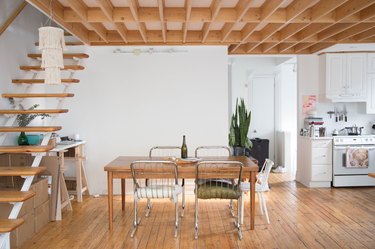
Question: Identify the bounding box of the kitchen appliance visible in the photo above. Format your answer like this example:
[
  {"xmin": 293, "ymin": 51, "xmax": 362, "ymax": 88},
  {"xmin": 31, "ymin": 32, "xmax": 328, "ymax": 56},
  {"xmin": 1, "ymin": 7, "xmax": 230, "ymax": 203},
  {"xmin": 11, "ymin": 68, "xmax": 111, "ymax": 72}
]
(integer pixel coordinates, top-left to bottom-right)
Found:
[
  {"xmin": 333, "ymin": 136, "xmax": 375, "ymax": 187},
  {"xmin": 344, "ymin": 125, "xmax": 364, "ymax": 136}
]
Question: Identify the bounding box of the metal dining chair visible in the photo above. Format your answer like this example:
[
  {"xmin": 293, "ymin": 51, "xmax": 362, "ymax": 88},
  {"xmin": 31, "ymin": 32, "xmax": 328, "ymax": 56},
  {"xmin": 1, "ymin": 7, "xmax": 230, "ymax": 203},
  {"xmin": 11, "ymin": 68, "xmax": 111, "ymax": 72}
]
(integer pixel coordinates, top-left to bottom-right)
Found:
[
  {"xmin": 194, "ymin": 161, "xmax": 243, "ymax": 240},
  {"xmin": 194, "ymin": 146, "xmax": 236, "ymax": 211},
  {"xmin": 240, "ymin": 158, "xmax": 274, "ymax": 224},
  {"xmin": 149, "ymin": 146, "xmax": 186, "ymax": 217},
  {"xmin": 130, "ymin": 160, "xmax": 182, "ymax": 237}
]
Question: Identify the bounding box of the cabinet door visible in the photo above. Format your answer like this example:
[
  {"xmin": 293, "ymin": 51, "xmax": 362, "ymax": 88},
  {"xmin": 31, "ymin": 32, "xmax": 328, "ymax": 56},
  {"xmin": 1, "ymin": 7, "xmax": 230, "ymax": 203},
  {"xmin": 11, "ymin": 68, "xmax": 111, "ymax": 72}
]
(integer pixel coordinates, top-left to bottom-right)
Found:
[
  {"xmin": 346, "ymin": 53, "xmax": 367, "ymax": 97},
  {"xmin": 367, "ymin": 74, "xmax": 375, "ymax": 114},
  {"xmin": 368, "ymin": 54, "xmax": 375, "ymax": 73},
  {"xmin": 326, "ymin": 54, "xmax": 346, "ymax": 96}
]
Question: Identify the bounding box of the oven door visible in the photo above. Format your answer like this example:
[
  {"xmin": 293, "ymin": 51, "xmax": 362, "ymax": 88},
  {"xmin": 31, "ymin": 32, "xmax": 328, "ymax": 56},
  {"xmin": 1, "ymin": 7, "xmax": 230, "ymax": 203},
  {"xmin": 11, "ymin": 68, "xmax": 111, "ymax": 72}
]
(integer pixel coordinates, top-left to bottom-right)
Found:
[{"xmin": 333, "ymin": 145, "xmax": 375, "ymax": 175}]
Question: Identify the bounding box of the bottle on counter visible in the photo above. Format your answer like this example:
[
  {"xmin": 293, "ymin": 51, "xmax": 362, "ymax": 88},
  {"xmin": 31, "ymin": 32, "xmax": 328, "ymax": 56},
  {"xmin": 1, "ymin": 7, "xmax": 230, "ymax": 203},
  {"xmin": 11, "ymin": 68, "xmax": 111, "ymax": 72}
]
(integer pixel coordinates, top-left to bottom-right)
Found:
[
  {"xmin": 181, "ymin": 135, "xmax": 188, "ymax": 158},
  {"xmin": 309, "ymin": 124, "xmax": 315, "ymax": 137}
]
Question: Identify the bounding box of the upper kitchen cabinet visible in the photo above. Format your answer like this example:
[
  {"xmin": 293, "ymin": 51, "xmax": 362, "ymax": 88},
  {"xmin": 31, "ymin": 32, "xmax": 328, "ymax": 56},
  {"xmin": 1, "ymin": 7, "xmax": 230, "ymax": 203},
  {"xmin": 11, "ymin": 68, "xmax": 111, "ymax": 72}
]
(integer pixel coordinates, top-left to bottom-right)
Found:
[
  {"xmin": 368, "ymin": 54, "xmax": 375, "ymax": 73},
  {"xmin": 320, "ymin": 53, "xmax": 367, "ymax": 102}
]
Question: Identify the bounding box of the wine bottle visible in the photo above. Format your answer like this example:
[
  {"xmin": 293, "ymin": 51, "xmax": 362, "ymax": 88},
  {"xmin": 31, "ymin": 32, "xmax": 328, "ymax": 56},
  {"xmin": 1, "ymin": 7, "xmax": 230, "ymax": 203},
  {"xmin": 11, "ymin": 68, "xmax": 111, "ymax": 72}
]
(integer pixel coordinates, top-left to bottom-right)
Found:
[{"xmin": 181, "ymin": 135, "xmax": 188, "ymax": 159}]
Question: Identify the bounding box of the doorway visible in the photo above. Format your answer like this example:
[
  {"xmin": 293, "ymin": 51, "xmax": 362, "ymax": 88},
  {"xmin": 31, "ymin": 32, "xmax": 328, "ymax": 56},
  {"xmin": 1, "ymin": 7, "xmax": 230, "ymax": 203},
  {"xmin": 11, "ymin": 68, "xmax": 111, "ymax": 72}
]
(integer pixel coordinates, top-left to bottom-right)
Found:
[{"xmin": 247, "ymin": 74, "xmax": 275, "ymax": 161}]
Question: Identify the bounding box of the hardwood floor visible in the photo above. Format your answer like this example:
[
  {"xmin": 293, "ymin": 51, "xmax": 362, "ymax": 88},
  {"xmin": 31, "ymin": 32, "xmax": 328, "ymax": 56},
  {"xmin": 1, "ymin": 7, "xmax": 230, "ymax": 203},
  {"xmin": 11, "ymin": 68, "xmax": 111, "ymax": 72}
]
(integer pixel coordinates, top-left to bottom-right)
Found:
[{"xmin": 20, "ymin": 174, "xmax": 375, "ymax": 249}]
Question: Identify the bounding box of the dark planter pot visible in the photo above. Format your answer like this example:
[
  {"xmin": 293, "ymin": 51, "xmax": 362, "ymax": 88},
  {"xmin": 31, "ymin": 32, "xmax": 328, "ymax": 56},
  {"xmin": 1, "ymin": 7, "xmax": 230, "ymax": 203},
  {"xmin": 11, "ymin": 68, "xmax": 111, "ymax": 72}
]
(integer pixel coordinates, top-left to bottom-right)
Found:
[{"xmin": 232, "ymin": 146, "xmax": 245, "ymax": 156}]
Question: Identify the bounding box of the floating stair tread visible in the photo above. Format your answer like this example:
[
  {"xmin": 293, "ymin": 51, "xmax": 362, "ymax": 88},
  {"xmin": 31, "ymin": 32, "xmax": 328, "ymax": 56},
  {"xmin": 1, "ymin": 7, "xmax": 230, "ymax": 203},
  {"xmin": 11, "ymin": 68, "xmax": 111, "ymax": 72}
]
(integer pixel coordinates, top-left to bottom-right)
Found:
[
  {"xmin": 0, "ymin": 219, "xmax": 24, "ymax": 233},
  {"xmin": 35, "ymin": 42, "xmax": 84, "ymax": 46},
  {"xmin": 2, "ymin": 93, "xmax": 74, "ymax": 98},
  {"xmin": 28, "ymin": 53, "xmax": 89, "ymax": 59},
  {"xmin": 0, "ymin": 109, "xmax": 68, "ymax": 114},
  {"xmin": 0, "ymin": 126, "xmax": 62, "ymax": 132},
  {"xmin": 0, "ymin": 167, "xmax": 46, "ymax": 176},
  {"xmin": 20, "ymin": 65, "xmax": 84, "ymax": 71},
  {"xmin": 12, "ymin": 79, "xmax": 79, "ymax": 84},
  {"xmin": 0, "ymin": 145, "xmax": 54, "ymax": 153},
  {"xmin": 0, "ymin": 191, "xmax": 35, "ymax": 202}
]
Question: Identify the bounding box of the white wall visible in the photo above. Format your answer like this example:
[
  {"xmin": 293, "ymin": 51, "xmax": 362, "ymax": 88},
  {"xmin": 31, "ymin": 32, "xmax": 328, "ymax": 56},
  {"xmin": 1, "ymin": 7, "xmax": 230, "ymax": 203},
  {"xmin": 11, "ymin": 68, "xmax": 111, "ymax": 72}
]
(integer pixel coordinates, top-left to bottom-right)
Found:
[
  {"xmin": 0, "ymin": 3, "xmax": 46, "ymax": 143},
  {"xmin": 54, "ymin": 46, "xmax": 229, "ymax": 195}
]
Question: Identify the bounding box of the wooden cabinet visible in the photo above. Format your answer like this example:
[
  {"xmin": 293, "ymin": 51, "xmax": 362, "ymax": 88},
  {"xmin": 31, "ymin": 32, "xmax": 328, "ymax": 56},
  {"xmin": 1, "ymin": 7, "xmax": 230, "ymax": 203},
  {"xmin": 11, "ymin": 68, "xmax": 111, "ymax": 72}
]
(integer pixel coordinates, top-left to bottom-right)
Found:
[
  {"xmin": 320, "ymin": 53, "xmax": 367, "ymax": 101},
  {"xmin": 296, "ymin": 137, "xmax": 332, "ymax": 188}
]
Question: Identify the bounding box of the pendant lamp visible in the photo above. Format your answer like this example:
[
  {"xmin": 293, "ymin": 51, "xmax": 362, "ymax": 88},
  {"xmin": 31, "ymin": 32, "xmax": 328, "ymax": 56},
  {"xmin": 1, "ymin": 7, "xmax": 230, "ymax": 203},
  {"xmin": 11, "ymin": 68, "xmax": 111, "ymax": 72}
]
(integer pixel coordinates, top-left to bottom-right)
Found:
[{"xmin": 38, "ymin": 0, "xmax": 65, "ymax": 84}]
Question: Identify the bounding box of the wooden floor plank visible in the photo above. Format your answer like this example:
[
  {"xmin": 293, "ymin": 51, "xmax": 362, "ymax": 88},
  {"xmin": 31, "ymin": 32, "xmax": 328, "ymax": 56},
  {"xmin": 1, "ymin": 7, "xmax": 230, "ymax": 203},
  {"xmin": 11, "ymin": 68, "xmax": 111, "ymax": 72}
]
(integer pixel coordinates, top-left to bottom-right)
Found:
[{"xmin": 19, "ymin": 174, "xmax": 375, "ymax": 249}]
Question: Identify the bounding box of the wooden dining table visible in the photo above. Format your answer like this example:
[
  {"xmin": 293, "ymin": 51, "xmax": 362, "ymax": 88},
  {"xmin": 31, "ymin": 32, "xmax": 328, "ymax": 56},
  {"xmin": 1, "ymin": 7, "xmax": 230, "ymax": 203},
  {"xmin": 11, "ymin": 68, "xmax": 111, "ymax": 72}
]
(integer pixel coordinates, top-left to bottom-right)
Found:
[{"xmin": 104, "ymin": 156, "xmax": 259, "ymax": 231}]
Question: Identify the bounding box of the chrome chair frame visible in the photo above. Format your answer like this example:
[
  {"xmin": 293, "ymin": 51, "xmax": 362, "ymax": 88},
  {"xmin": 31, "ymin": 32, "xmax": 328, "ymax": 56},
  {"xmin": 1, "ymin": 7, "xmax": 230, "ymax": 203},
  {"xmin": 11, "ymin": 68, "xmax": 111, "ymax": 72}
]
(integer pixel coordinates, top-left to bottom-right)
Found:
[
  {"xmin": 130, "ymin": 160, "xmax": 181, "ymax": 238},
  {"xmin": 148, "ymin": 146, "xmax": 186, "ymax": 217},
  {"xmin": 195, "ymin": 146, "xmax": 235, "ymax": 215},
  {"xmin": 194, "ymin": 161, "xmax": 243, "ymax": 240}
]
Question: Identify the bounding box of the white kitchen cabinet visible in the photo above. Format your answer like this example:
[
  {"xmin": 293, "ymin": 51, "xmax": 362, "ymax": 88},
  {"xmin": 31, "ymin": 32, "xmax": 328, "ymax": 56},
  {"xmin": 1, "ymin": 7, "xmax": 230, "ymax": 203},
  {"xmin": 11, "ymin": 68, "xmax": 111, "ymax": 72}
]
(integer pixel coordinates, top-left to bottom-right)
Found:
[
  {"xmin": 366, "ymin": 74, "xmax": 375, "ymax": 113},
  {"xmin": 296, "ymin": 137, "xmax": 332, "ymax": 188},
  {"xmin": 320, "ymin": 53, "xmax": 367, "ymax": 101},
  {"xmin": 368, "ymin": 54, "xmax": 375, "ymax": 73}
]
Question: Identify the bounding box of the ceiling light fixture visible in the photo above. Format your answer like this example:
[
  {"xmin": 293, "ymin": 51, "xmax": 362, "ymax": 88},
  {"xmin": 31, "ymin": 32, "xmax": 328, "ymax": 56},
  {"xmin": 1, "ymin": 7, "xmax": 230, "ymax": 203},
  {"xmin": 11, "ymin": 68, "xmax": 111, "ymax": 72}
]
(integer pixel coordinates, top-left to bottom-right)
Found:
[{"xmin": 113, "ymin": 48, "xmax": 188, "ymax": 55}]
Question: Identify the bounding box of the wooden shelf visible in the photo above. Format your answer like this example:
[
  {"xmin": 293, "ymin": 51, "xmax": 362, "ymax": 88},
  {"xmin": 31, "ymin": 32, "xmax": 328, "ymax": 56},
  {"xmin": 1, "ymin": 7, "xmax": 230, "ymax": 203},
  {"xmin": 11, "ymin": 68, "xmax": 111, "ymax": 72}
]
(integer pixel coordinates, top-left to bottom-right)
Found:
[
  {"xmin": 0, "ymin": 126, "xmax": 62, "ymax": 132},
  {"xmin": 0, "ymin": 191, "xmax": 35, "ymax": 202},
  {"xmin": 12, "ymin": 79, "xmax": 79, "ymax": 84},
  {"xmin": 2, "ymin": 93, "xmax": 74, "ymax": 98},
  {"xmin": 35, "ymin": 42, "xmax": 84, "ymax": 46},
  {"xmin": 0, "ymin": 109, "xmax": 68, "ymax": 114},
  {"xmin": 0, "ymin": 166, "xmax": 46, "ymax": 176},
  {"xmin": 0, "ymin": 145, "xmax": 55, "ymax": 153},
  {"xmin": 20, "ymin": 65, "xmax": 85, "ymax": 71},
  {"xmin": 28, "ymin": 53, "xmax": 89, "ymax": 59},
  {"xmin": 0, "ymin": 219, "xmax": 24, "ymax": 233}
]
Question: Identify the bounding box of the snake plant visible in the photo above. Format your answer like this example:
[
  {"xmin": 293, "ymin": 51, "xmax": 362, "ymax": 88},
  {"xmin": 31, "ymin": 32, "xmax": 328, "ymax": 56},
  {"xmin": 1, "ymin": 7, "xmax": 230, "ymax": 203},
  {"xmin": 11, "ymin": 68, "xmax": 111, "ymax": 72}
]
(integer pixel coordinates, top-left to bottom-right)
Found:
[{"xmin": 229, "ymin": 98, "xmax": 252, "ymax": 149}]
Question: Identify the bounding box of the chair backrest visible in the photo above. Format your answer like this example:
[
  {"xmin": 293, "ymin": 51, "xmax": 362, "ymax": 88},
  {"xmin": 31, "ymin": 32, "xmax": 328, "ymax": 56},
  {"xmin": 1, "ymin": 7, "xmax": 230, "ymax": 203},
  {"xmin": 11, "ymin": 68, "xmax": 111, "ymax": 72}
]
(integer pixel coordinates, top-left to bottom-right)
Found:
[
  {"xmin": 149, "ymin": 146, "xmax": 181, "ymax": 158},
  {"xmin": 195, "ymin": 146, "xmax": 231, "ymax": 157},
  {"xmin": 257, "ymin": 159, "xmax": 274, "ymax": 191},
  {"xmin": 196, "ymin": 161, "xmax": 243, "ymax": 185},
  {"xmin": 130, "ymin": 160, "xmax": 178, "ymax": 189}
]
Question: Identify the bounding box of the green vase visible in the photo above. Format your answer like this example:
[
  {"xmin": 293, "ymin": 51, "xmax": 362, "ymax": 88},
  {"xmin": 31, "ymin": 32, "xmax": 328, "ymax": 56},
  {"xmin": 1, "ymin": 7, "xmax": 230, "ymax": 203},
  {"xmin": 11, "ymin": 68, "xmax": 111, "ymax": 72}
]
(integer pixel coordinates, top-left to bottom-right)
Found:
[{"xmin": 18, "ymin": 132, "xmax": 29, "ymax": 145}]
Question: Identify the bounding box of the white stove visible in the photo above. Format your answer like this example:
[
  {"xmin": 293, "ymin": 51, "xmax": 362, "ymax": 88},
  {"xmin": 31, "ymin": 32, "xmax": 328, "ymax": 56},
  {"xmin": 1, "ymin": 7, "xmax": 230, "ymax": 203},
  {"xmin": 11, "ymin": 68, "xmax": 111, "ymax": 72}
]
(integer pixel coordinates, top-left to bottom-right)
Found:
[
  {"xmin": 333, "ymin": 135, "xmax": 375, "ymax": 145},
  {"xmin": 333, "ymin": 135, "xmax": 375, "ymax": 187}
]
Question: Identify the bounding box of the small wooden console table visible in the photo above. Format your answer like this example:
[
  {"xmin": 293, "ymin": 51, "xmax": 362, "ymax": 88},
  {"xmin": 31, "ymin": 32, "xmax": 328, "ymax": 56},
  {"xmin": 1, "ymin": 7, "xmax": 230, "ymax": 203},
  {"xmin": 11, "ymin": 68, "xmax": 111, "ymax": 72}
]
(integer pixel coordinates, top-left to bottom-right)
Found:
[{"xmin": 47, "ymin": 141, "xmax": 90, "ymax": 220}]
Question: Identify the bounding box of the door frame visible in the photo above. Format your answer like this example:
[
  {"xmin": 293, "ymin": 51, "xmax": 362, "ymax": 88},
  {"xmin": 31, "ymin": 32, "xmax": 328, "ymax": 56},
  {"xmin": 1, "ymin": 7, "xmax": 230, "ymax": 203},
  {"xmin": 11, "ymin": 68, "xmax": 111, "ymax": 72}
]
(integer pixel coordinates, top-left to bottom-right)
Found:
[{"xmin": 247, "ymin": 73, "xmax": 276, "ymax": 161}]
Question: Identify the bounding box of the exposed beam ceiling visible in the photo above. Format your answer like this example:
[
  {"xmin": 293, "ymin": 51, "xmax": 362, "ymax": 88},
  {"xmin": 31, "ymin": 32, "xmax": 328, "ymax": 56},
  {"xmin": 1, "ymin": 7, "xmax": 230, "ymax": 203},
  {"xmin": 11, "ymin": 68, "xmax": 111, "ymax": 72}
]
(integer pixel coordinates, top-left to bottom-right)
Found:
[{"xmin": 26, "ymin": 0, "xmax": 375, "ymax": 54}]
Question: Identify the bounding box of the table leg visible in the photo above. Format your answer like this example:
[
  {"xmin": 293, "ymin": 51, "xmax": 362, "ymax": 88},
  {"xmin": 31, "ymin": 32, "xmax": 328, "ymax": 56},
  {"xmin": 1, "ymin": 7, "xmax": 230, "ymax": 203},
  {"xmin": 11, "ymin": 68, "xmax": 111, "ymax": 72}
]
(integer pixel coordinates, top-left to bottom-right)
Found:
[
  {"xmin": 250, "ymin": 171, "xmax": 256, "ymax": 230},
  {"xmin": 108, "ymin": 171, "xmax": 113, "ymax": 231},
  {"xmin": 121, "ymin": 179, "xmax": 125, "ymax": 211},
  {"xmin": 76, "ymin": 146, "xmax": 83, "ymax": 202}
]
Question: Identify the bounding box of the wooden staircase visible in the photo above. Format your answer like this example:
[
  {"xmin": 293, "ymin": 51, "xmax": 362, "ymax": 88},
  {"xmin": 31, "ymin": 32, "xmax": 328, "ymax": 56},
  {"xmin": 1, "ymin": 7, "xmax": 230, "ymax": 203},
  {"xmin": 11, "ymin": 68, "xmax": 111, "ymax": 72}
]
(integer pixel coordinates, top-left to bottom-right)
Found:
[
  {"xmin": 12, "ymin": 79, "xmax": 79, "ymax": 84},
  {"xmin": 0, "ymin": 32, "xmax": 88, "ymax": 249}
]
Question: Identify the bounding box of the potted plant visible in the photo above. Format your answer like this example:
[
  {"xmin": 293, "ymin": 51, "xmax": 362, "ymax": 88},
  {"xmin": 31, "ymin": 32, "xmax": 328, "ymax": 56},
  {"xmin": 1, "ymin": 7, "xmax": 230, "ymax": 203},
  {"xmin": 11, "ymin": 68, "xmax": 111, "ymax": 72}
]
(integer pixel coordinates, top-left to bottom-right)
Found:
[
  {"xmin": 229, "ymin": 98, "xmax": 252, "ymax": 156},
  {"xmin": 9, "ymin": 99, "xmax": 50, "ymax": 145}
]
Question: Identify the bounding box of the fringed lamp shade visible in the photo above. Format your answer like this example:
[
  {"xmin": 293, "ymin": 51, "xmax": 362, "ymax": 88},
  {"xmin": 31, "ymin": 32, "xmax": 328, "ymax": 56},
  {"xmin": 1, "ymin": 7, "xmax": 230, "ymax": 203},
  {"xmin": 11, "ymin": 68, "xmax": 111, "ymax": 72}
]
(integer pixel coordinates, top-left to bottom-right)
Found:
[{"xmin": 38, "ymin": 27, "xmax": 66, "ymax": 84}]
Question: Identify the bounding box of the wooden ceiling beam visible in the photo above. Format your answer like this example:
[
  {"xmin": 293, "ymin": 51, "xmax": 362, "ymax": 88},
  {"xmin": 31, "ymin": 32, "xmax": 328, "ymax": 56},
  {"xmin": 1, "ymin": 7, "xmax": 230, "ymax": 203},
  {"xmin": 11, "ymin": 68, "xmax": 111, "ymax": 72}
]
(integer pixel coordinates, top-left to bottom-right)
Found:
[
  {"xmin": 26, "ymin": 0, "xmax": 89, "ymax": 44},
  {"xmin": 353, "ymin": 27, "xmax": 375, "ymax": 41},
  {"xmin": 127, "ymin": 0, "xmax": 147, "ymax": 42},
  {"xmin": 230, "ymin": 0, "xmax": 285, "ymax": 53},
  {"xmin": 183, "ymin": 0, "xmax": 192, "ymax": 43},
  {"xmin": 202, "ymin": 0, "xmax": 223, "ymax": 42},
  {"xmin": 247, "ymin": 0, "xmax": 318, "ymax": 53},
  {"xmin": 65, "ymin": 0, "xmax": 107, "ymax": 42},
  {"xmin": 96, "ymin": 0, "xmax": 127, "ymax": 43},
  {"xmin": 277, "ymin": 0, "xmax": 349, "ymax": 53},
  {"xmin": 221, "ymin": 0, "xmax": 254, "ymax": 42},
  {"xmin": 299, "ymin": 0, "xmax": 375, "ymax": 53},
  {"xmin": 62, "ymin": 6, "xmax": 375, "ymax": 24},
  {"xmin": 158, "ymin": 0, "xmax": 166, "ymax": 42},
  {"xmin": 335, "ymin": 23, "xmax": 375, "ymax": 41}
]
